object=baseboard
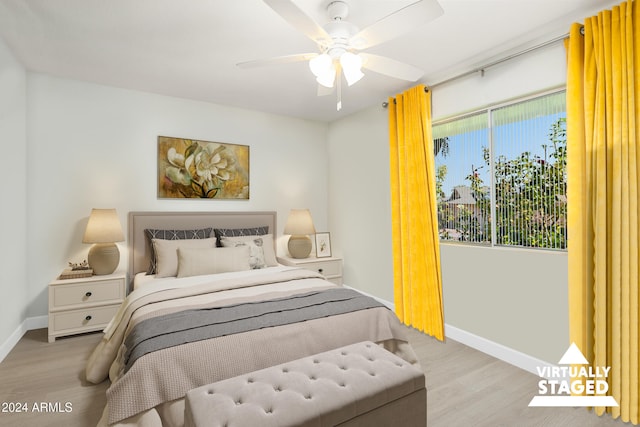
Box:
[444,324,555,376]
[345,284,553,377]
[25,315,48,330]
[0,315,48,363]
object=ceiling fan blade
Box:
[263,0,331,47]
[360,53,424,81]
[237,53,317,68]
[350,0,444,50]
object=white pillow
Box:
[153,237,217,277]
[176,246,251,278]
[218,234,277,269]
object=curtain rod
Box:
[381,86,428,108]
[382,31,571,108]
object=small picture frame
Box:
[315,232,332,258]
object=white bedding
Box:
[133,271,156,289]
[113,266,311,338]
[133,264,295,290]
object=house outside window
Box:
[433,90,567,250]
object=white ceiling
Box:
[0,0,619,122]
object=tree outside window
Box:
[433,91,567,250]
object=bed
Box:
[85,211,420,427]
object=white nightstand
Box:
[277,256,343,285]
[48,271,126,343]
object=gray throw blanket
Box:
[123,288,385,372]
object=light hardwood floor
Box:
[0,329,107,427]
[403,327,631,427]
[0,327,632,427]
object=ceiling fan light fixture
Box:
[309,53,332,77]
[254,0,436,112]
[316,66,336,88]
[340,52,364,86]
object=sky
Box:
[435,112,566,200]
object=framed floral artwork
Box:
[315,232,332,258]
[158,136,249,199]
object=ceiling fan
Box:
[238,0,444,110]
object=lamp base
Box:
[88,243,120,275]
[288,235,312,259]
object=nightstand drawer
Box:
[50,279,124,310]
[300,260,341,277]
[50,304,119,333]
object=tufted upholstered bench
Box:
[184,341,426,427]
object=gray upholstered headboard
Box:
[128,211,277,279]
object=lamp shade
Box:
[316,67,337,88]
[309,54,336,88]
[283,209,316,236]
[82,209,124,243]
[340,52,364,86]
[309,54,332,78]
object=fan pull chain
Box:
[337,64,342,111]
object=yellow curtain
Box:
[566,0,639,422]
[388,84,444,340]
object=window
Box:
[433,90,567,250]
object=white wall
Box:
[0,37,28,351]
[24,73,329,318]
[431,42,567,118]
[328,105,394,301]
[440,245,568,364]
[328,41,569,364]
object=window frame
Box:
[432,87,567,251]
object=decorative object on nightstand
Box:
[48,271,126,343]
[58,260,93,280]
[283,209,316,259]
[315,232,332,258]
[277,255,343,285]
[83,208,125,275]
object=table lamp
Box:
[283,209,316,258]
[82,208,125,275]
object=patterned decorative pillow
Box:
[214,226,269,247]
[144,227,213,274]
[219,234,277,269]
